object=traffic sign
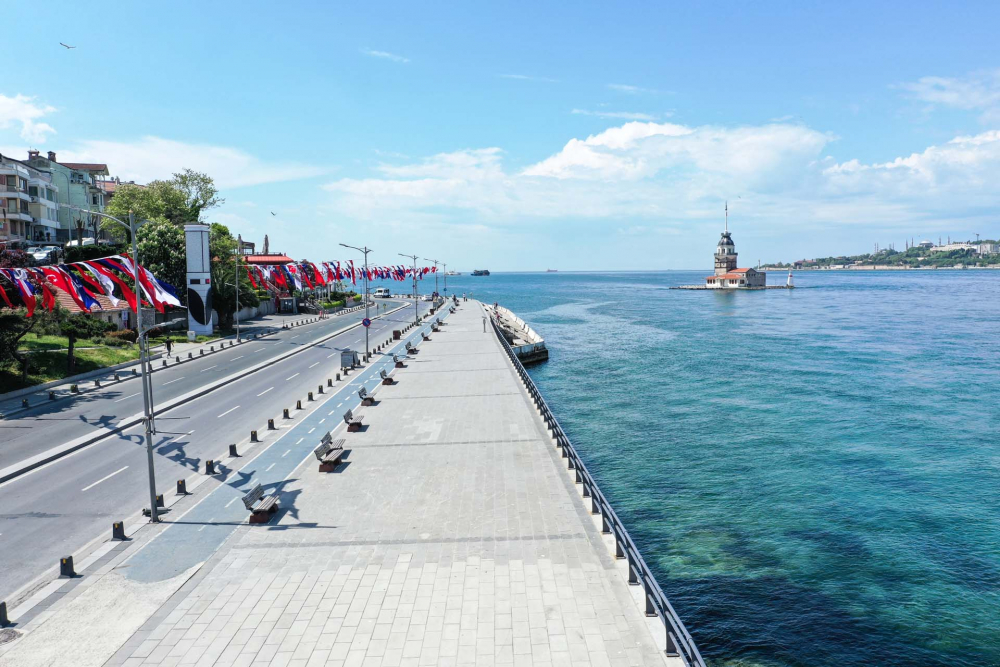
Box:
[362,318,371,328]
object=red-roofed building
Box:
[706,224,766,288]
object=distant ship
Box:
[445,271,461,276]
[546,269,558,272]
[472,269,491,276]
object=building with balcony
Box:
[25,150,110,243]
[0,154,61,246]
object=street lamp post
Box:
[399,253,419,324]
[442,262,447,296]
[423,258,440,296]
[232,252,242,342]
[341,243,372,360]
[60,204,160,522]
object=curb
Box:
[0,302,406,485]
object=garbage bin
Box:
[341,349,360,369]
[393,330,401,340]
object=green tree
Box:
[102,170,221,240]
[50,307,114,375]
[136,219,187,304]
[0,309,36,373]
[173,169,224,221]
[209,223,258,329]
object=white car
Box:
[421,294,433,301]
[26,247,54,265]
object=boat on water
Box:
[546,269,558,273]
[445,271,461,276]
[472,269,491,276]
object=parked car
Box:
[26,246,55,265]
[373,287,392,298]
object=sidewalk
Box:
[0,302,670,667]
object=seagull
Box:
[270,211,276,216]
[60,42,76,49]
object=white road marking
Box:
[282,449,291,457]
[257,387,274,397]
[308,428,315,434]
[162,377,185,386]
[266,463,275,472]
[329,410,336,415]
[232,355,244,360]
[290,335,299,339]
[217,405,240,418]
[254,348,266,353]
[286,373,299,381]
[295,438,304,444]
[225,497,238,508]
[327,353,336,358]
[114,392,139,403]
[319,418,325,424]
[81,466,129,492]
[198,517,215,532]
[309,362,319,368]
[199,365,218,373]
[337,402,343,408]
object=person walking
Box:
[164,338,173,356]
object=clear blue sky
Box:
[4,1,999,269]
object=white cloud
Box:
[607,83,660,95]
[361,48,410,63]
[499,74,558,83]
[899,69,1000,122]
[55,136,325,189]
[0,94,57,143]
[322,119,1000,238]
[571,109,658,121]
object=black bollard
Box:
[156,493,164,507]
[268,418,276,430]
[114,372,121,381]
[0,601,9,627]
[318,385,324,394]
[229,444,239,457]
[251,430,259,442]
[49,390,56,401]
[112,521,126,540]
[283,408,290,419]
[177,479,188,495]
[22,398,29,408]
[206,459,216,475]
[296,400,302,410]
[95,379,102,388]
[59,555,75,578]
[327,378,333,387]
[308,392,314,401]
[336,373,341,381]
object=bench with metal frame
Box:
[406,341,419,354]
[393,353,406,368]
[313,432,346,472]
[343,408,365,432]
[379,369,395,385]
[358,386,378,406]
[242,483,279,524]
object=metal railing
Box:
[491,316,707,667]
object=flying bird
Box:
[270,211,276,216]
[60,42,76,49]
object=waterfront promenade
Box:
[0,300,672,667]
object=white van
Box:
[373,287,392,298]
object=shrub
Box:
[98,335,133,348]
[106,329,139,343]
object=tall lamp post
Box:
[399,253,419,324]
[231,251,242,342]
[423,258,440,297]
[442,262,447,297]
[60,204,160,522]
[341,243,372,359]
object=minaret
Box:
[714,202,738,276]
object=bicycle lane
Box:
[121,309,448,584]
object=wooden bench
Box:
[313,432,346,472]
[242,483,279,524]
[393,353,405,368]
[343,408,365,432]
[358,386,378,406]
[406,341,419,354]
[379,369,394,385]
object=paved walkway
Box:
[0,301,669,667]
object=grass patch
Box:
[148,331,217,346]
[0,346,142,393]
[18,333,78,351]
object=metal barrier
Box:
[490,317,707,667]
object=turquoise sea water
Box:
[437,271,1000,667]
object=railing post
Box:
[665,631,680,658]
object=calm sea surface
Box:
[436,270,1000,667]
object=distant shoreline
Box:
[762,265,1000,271]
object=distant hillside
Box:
[764,241,1000,269]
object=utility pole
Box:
[423,258,440,296]
[399,253,419,324]
[234,253,241,342]
[342,243,372,359]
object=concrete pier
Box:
[0,301,691,666]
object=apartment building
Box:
[25,150,109,243]
[0,154,61,245]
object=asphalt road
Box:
[0,298,437,600]
[0,299,422,469]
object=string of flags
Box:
[0,254,438,318]
[0,254,181,318]
[245,261,436,293]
